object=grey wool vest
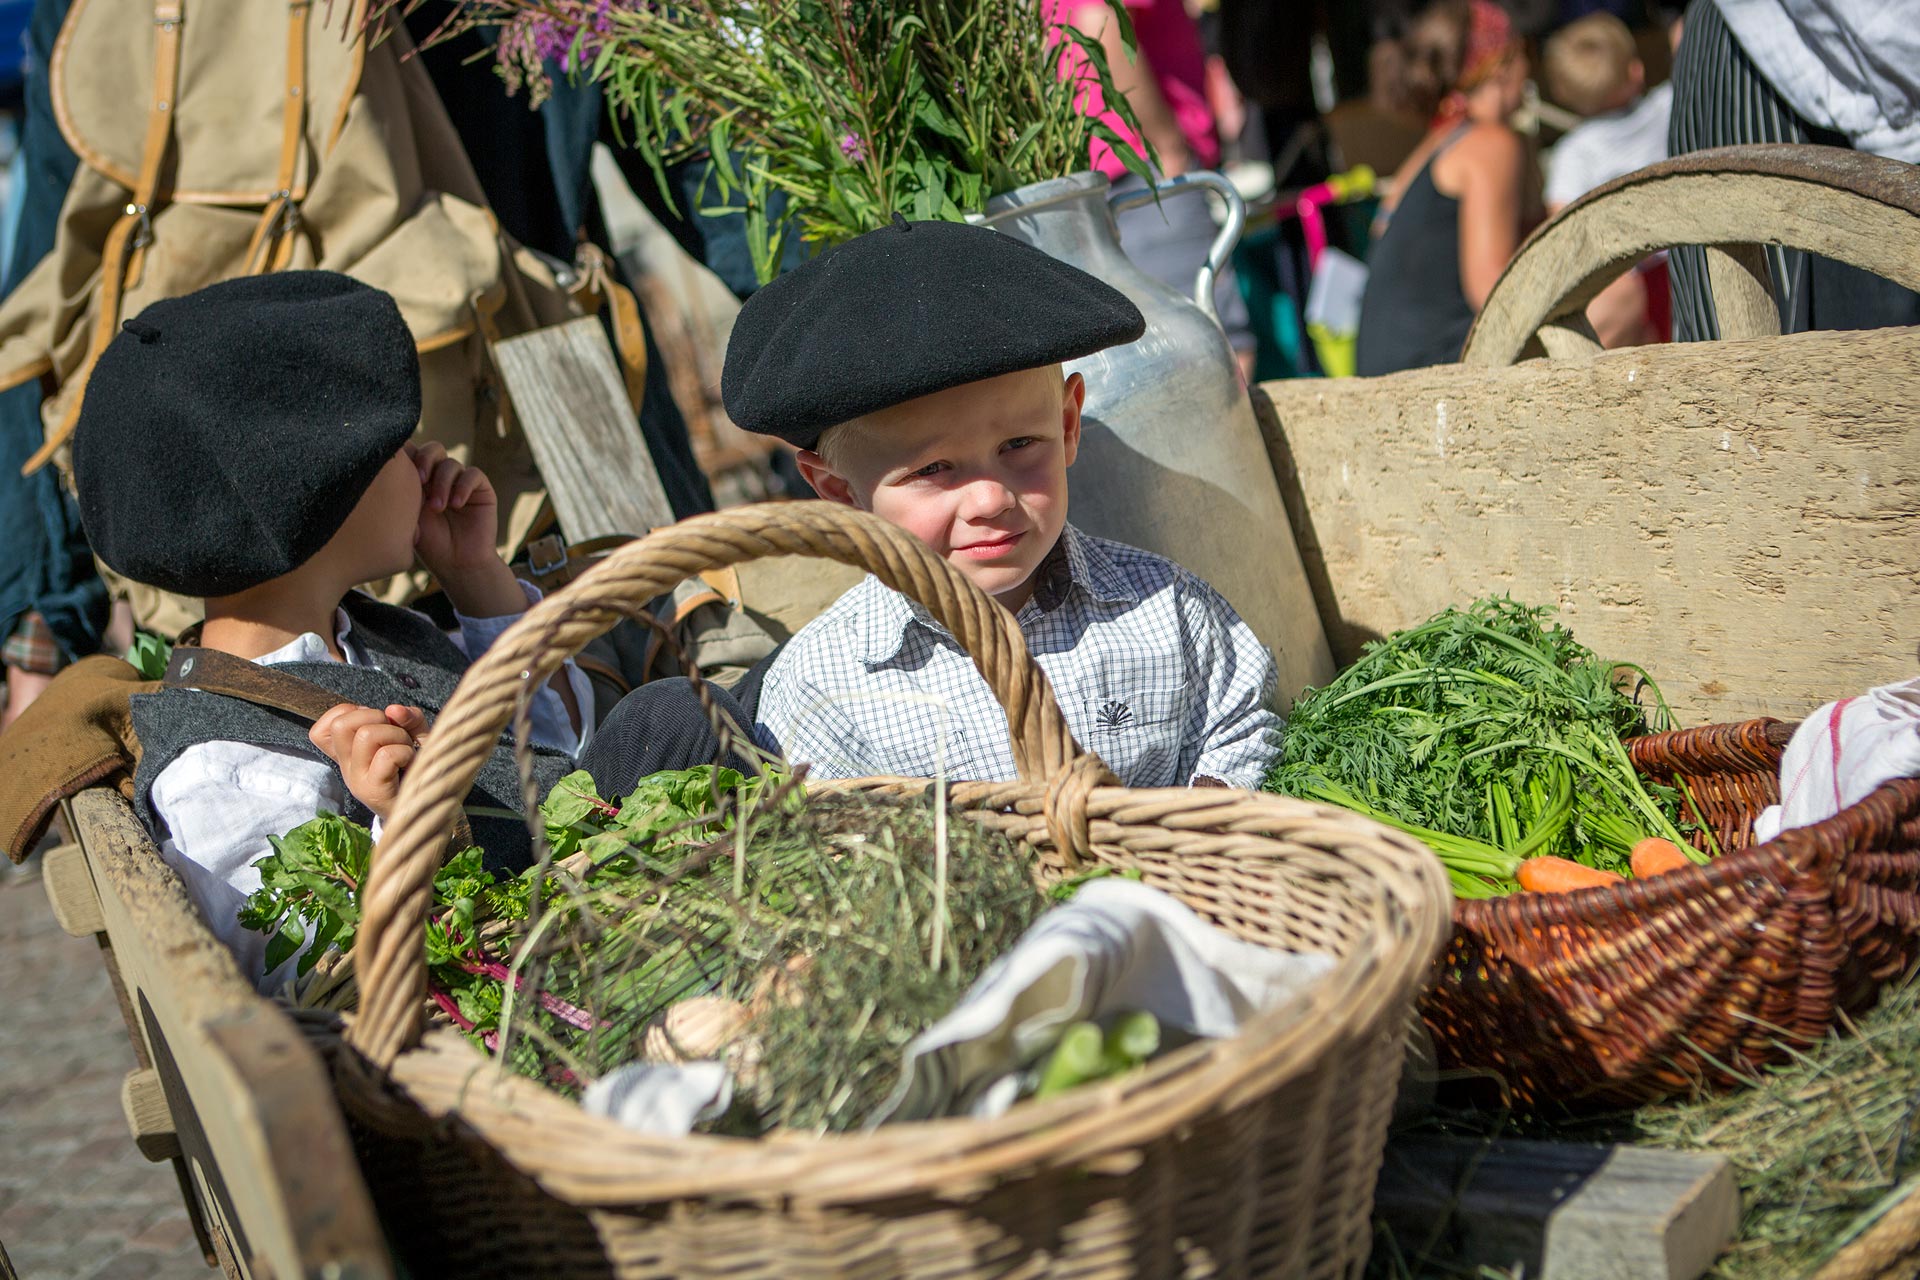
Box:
[131,592,574,875]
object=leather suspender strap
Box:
[163,646,347,722]
[20,0,184,477]
[244,0,311,274]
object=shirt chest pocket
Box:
[1076,686,1186,786]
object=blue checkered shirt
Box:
[754,525,1282,788]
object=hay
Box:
[1383,975,1920,1279]
[498,782,1046,1134]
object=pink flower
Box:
[839,132,868,163]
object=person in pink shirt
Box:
[1047,0,1255,371]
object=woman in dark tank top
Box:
[1355,0,1533,377]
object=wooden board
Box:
[492,316,677,542]
[66,788,390,1280]
[1257,325,1920,725]
[1376,1135,1739,1279]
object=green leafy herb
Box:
[125,632,171,680]
[386,0,1156,280]
[1264,598,1695,894]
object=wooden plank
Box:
[41,842,105,936]
[493,316,676,542]
[1257,326,1920,725]
[120,1068,181,1162]
[69,787,391,1280]
[1705,243,1782,341]
[1375,1135,1739,1280]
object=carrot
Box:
[1516,856,1625,894]
[1630,837,1693,880]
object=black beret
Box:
[722,217,1145,448]
[74,271,422,598]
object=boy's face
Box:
[797,367,1084,609]
[327,449,425,584]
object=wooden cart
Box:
[26,143,1920,1278]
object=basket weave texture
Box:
[330,502,1452,1280]
[1422,717,1920,1107]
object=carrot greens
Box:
[1264,598,1697,894]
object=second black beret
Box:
[721,217,1145,449]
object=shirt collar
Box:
[252,606,364,667]
[856,525,1140,667]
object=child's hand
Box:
[309,703,429,821]
[405,440,523,617]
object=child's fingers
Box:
[425,457,464,512]
[447,465,488,511]
[348,721,414,780]
[311,705,387,760]
[365,742,416,796]
[409,439,447,481]
[309,702,359,751]
[384,705,429,741]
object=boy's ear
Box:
[1061,372,1086,467]
[794,449,862,508]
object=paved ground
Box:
[0,856,205,1280]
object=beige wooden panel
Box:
[493,316,676,542]
[1257,327,1920,724]
[69,788,390,1280]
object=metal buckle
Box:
[525,533,569,580]
[124,202,154,250]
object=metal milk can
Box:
[976,171,1334,704]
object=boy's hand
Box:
[309,703,429,821]
[405,441,523,617]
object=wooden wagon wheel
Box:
[1461,144,1920,366]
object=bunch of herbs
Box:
[378,0,1154,281]
[1264,598,1703,897]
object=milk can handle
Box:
[1107,170,1246,321]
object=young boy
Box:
[724,216,1281,788]
[1542,13,1675,347]
[73,271,725,981]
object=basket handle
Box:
[347,501,1108,1069]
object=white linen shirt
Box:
[149,586,592,988]
[1719,0,1920,164]
[754,525,1281,789]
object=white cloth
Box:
[1545,82,1673,207]
[1754,677,1920,842]
[754,525,1282,789]
[150,585,593,989]
[581,1061,734,1135]
[873,879,1334,1124]
[1717,0,1920,164]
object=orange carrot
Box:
[1516,856,1625,894]
[1630,837,1693,880]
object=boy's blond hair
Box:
[1544,14,1638,117]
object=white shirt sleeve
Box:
[149,739,353,992]
[1180,579,1283,790]
[451,580,595,754]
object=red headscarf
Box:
[1456,0,1519,93]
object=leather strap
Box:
[574,243,648,412]
[163,646,346,722]
[243,0,311,274]
[21,0,184,477]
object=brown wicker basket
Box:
[1422,717,1920,1107]
[330,502,1453,1280]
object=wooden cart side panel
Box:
[69,788,392,1280]
[1255,326,1920,726]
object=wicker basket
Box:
[1422,717,1920,1107]
[330,502,1452,1280]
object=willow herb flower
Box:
[379,0,1154,283]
